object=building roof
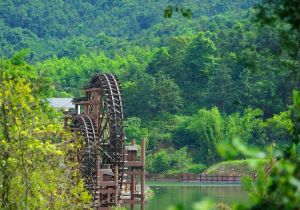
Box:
[125,145,138,151]
[47,98,74,109]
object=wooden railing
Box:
[146,173,255,183]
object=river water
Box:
[125,181,249,210]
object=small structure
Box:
[48,98,74,111]
[122,140,146,210]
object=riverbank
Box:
[145,159,266,185]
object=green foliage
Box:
[146,147,204,174]
[147,114,180,150]
[259,111,293,146]
[255,0,300,83]
[186,164,207,174]
[124,117,148,144]
[167,0,300,209]
[1,0,291,123]
[147,149,172,174]
[256,0,300,30]
[172,107,277,165]
[204,159,266,176]
[155,72,183,114]
[0,1,299,208]
[182,32,218,103]
[0,57,90,209]
[164,5,192,19]
[225,3,300,208]
[226,141,300,210]
[0,0,259,61]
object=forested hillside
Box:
[0,0,297,173]
[0,0,258,60]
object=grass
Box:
[204,159,267,176]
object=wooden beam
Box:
[96,189,117,193]
[73,101,89,105]
[98,181,116,187]
[84,88,100,92]
[124,161,143,167]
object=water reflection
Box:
[125,182,249,210]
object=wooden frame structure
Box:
[64,73,145,209]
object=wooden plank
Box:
[124,161,143,167]
[84,88,100,92]
[73,101,90,105]
[96,189,116,193]
[99,181,115,187]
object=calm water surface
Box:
[126,181,249,210]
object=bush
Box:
[187,164,207,174]
[146,147,206,174]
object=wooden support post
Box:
[130,168,135,210]
[130,140,136,210]
[141,139,145,210]
[96,155,101,209]
[114,166,119,205]
[84,104,88,115]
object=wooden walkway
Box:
[146,173,255,183]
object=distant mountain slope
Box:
[0,0,260,61]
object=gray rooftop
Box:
[125,145,138,151]
[47,98,74,109]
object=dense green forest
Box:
[0,0,258,60]
[0,0,297,173]
[1,0,300,209]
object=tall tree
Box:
[203,66,235,113]
[155,72,183,114]
[182,32,218,104]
